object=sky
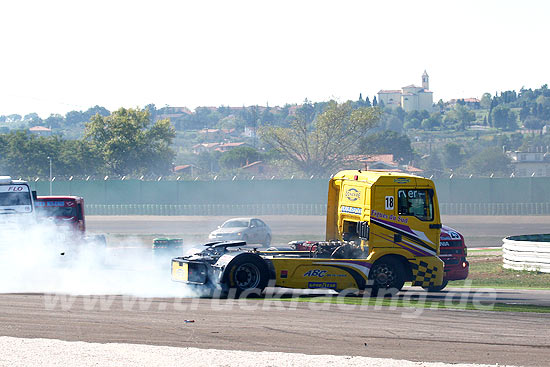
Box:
[0,0,548,118]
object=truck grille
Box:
[442,258,459,265]
[441,248,462,255]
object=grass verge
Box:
[450,249,550,289]
[272,295,550,313]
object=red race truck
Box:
[34,196,106,246]
[436,225,469,291]
[35,196,86,234]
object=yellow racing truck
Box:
[171,170,444,296]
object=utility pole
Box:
[48,156,52,195]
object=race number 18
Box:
[385,196,394,210]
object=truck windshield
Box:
[0,192,32,206]
[397,189,434,221]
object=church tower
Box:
[422,70,429,90]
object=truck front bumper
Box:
[444,260,469,281]
[171,258,209,284]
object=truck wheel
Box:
[263,234,271,247]
[226,256,269,298]
[423,280,448,292]
[369,257,405,296]
[94,234,107,246]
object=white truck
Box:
[0,176,35,216]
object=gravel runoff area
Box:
[0,336,515,367]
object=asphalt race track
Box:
[2,215,549,366]
[87,214,550,248]
[0,293,549,366]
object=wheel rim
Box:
[372,263,396,288]
[234,263,261,289]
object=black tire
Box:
[423,279,448,292]
[369,257,405,296]
[263,234,271,247]
[226,255,269,298]
[94,234,107,246]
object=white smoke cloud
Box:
[0,215,201,297]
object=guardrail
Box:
[439,202,550,215]
[502,234,550,273]
[85,203,550,216]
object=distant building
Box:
[240,161,279,178]
[173,164,202,176]
[448,98,481,109]
[192,142,249,154]
[508,149,550,177]
[215,142,247,153]
[29,126,52,136]
[378,71,433,112]
[192,142,221,154]
[155,107,192,121]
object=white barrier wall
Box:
[502,234,550,273]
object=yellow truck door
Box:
[370,184,440,257]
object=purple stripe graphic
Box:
[375,232,430,257]
[371,217,415,235]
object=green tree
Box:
[358,130,415,163]
[420,112,442,130]
[84,108,175,176]
[219,146,261,169]
[394,107,406,122]
[480,93,492,109]
[454,104,476,128]
[465,147,511,176]
[65,110,86,125]
[422,152,444,178]
[0,131,54,177]
[7,114,21,122]
[491,106,518,131]
[523,116,544,130]
[404,118,421,130]
[195,151,221,173]
[519,103,530,122]
[23,113,42,124]
[443,142,464,171]
[259,101,381,176]
[45,114,65,128]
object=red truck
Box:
[435,225,469,291]
[35,196,86,234]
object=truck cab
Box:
[325,170,469,291]
[0,176,34,216]
[328,171,441,252]
[34,196,86,234]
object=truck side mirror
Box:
[357,221,370,240]
[32,190,37,201]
